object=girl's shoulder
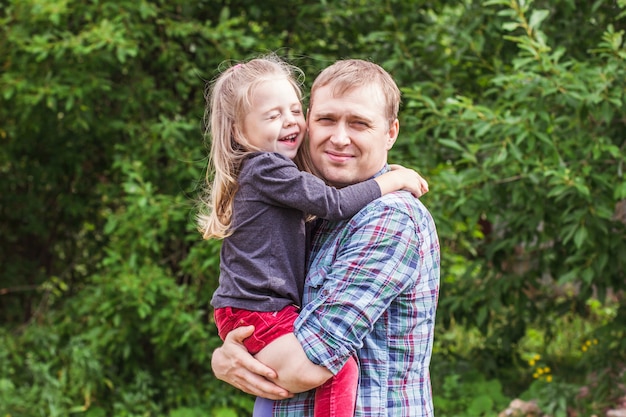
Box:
[243,152,296,170]
[240,152,299,180]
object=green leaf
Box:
[476,305,488,327]
[582,267,594,284]
[502,22,520,32]
[439,138,466,153]
[85,406,107,417]
[557,268,579,284]
[529,10,550,30]
[573,226,588,249]
[468,394,494,415]
[615,181,626,199]
[483,0,510,5]
[546,185,570,199]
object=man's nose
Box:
[330,123,350,146]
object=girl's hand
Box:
[388,164,429,197]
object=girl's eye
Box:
[269,113,280,120]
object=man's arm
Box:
[211,326,294,400]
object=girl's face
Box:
[241,78,306,160]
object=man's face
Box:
[307,84,399,188]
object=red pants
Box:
[214,306,358,417]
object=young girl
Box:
[198,55,428,417]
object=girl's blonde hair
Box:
[197,54,305,239]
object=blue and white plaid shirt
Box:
[272,167,440,416]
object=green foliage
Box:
[1,0,625,415]
[404,0,626,375]
[0,0,266,414]
[434,370,509,417]
[522,379,580,417]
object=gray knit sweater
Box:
[210,152,381,311]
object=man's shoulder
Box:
[350,191,437,234]
[370,190,430,214]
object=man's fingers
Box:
[211,324,292,399]
[225,324,255,343]
[220,326,278,379]
[233,371,294,400]
[211,342,292,399]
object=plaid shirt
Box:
[272,172,440,416]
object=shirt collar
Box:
[372,164,390,179]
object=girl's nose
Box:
[284,113,296,127]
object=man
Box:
[211,59,440,416]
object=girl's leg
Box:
[313,355,358,417]
[253,397,274,417]
[254,333,333,393]
[217,306,334,394]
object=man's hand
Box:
[211,325,294,400]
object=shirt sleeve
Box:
[293,198,424,374]
[245,153,381,220]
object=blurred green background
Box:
[1,0,625,416]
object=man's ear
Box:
[385,118,399,150]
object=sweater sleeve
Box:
[243,153,382,220]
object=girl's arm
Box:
[375,164,429,197]
[248,153,428,221]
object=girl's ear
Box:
[231,124,244,147]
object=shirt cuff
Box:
[294,315,354,375]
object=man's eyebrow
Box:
[311,111,335,118]
[347,113,374,124]
[311,110,374,124]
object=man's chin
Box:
[322,172,358,188]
